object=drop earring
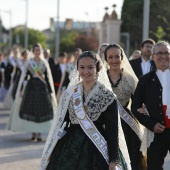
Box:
[96,72,99,80]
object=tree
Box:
[48,30,99,56]
[12,27,47,49]
[75,33,98,52]
[60,30,78,52]
[121,0,170,50]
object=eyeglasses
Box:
[154,51,170,57]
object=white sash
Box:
[30,60,46,84]
[73,85,122,170]
[117,101,144,141]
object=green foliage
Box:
[48,30,98,56]
[60,31,78,52]
[121,0,170,50]
[150,26,166,41]
[0,42,7,52]
[28,28,47,48]
[12,28,47,49]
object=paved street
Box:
[0,108,47,170]
[0,107,170,170]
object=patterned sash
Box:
[30,59,46,84]
[117,101,144,141]
[73,84,122,170]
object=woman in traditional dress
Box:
[3,47,21,108]
[7,43,57,142]
[11,49,29,100]
[104,44,147,170]
[40,51,131,170]
[0,53,7,101]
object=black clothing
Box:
[132,70,165,131]
[130,57,156,79]
[19,69,53,123]
[147,129,170,170]
[48,58,55,70]
[131,70,170,170]
[51,64,70,94]
[11,67,22,99]
[47,99,126,170]
[108,71,147,170]
[4,62,14,89]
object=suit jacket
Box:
[51,64,70,94]
[131,70,166,131]
[130,57,156,79]
[48,58,55,70]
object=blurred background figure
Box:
[7,43,57,142]
[0,53,5,87]
[51,52,70,103]
[129,50,141,60]
[11,49,29,100]
[3,46,21,109]
[43,48,54,70]
[0,53,7,102]
[98,43,109,62]
[67,48,82,74]
[130,38,156,79]
[4,46,21,90]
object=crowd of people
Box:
[0,38,170,170]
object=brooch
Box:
[74,98,80,106]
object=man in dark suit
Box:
[44,49,55,70]
[130,38,156,79]
[131,41,170,170]
[51,52,70,97]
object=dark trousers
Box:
[147,129,170,170]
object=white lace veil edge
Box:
[121,49,138,94]
[40,53,131,170]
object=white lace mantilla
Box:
[27,59,47,75]
[68,82,115,124]
[112,71,136,107]
[40,87,72,170]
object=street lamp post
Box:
[55,0,60,58]
[143,0,150,40]
[24,0,28,49]
[9,11,12,49]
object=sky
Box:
[0,0,124,31]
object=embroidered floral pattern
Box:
[68,82,115,124]
[111,71,133,107]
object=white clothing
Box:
[141,57,151,75]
